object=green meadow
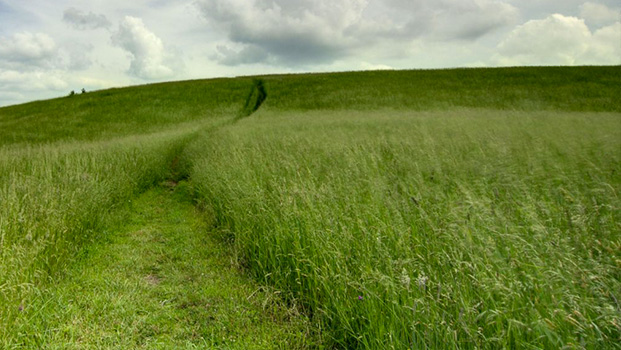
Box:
[0,67,619,349]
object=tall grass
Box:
[1,66,619,348]
[0,76,255,345]
[0,129,203,341]
[186,110,620,348]
[0,74,256,342]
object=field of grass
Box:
[186,110,620,348]
[0,78,252,346]
[0,78,252,146]
[0,130,192,342]
[0,66,619,348]
[9,183,311,349]
[260,66,621,112]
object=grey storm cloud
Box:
[63,8,111,30]
[196,0,518,66]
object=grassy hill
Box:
[261,66,621,112]
[1,66,620,145]
[0,78,252,146]
[1,66,620,349]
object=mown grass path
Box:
[18,182,310,349]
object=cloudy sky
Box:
[0,0,619,107]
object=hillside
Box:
[1,66,620,145]
[1,66,620,349]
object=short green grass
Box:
[260,66,621,112]
[1,66,620,349]
[0,130,192,343]
[0,76,250,344]
[9,183,311,349]
[0,77,252,146]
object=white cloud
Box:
[0,90,27,106]
[0,69,67,91]
[359,61,393,70]
[0,68,68,106]
[1,0,620,107]
[377,0,519,41]
[0,32,57,67]
[111,16,178,80]
[0,31,99,73]
[63,8,111,30]
[62,42,94,70]
[196,0,368,66]
[580,2,620,27]
[496,14,620,66]
[437,1,518,40]
[196,0,518,66]
[581,22,621,64]
[213,44,270,66]
[0,65,130,107]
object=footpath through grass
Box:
[9,182,311,349]
[2,66,620,349]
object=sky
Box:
[0,0,619,107]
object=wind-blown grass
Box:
[0,130,198,341]
[1,66,620,348]
[186,109,620,348]
[0,76,254,343]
